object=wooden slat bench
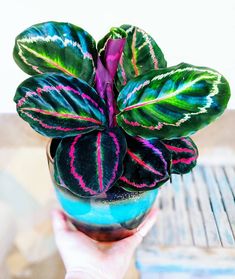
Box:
[136,165,235,279]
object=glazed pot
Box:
[47,139,158,242]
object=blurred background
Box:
[0,0,234,278]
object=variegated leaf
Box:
[162,137,198,174]
[117,63,230,139]
[13,21,97,85]
[14,73,107,138]
[115,24,167,92]
[54,128,127,197]
[116,135,170,191]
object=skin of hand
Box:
[52,207,157,279]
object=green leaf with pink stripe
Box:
[117,63,230,139]
[116,135,171,191]
[13,21,97,85]
[162,137,198,174]
[115,24,167,92]
[54,128,127,197]
[14,73,107,138]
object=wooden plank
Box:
[155,189,162,209]
[160,180,173,209]
[213,166,235,238]
[137,246,235,278]
[139,273,234,279]
[171,174,193,245]
[137,246,235,267]
[201,166,235,247]
[192,167,221,247]
[182,172,207,247]
[224,166,235,197]
[153,190,164,246]
[137,164,235,278]
[160,181,178,245]
[152,209,164,246]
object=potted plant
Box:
[13,22,230,242]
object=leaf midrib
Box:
[121,76,207,112]
[20,107,102,125]
[20,43,77,77]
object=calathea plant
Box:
[13,22,230,197]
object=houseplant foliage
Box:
[14,21,230,198]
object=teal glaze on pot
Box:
[55,186,158,226]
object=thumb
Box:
[52,208,71,233]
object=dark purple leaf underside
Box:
[95,36,126,126]
[103,38,126,80]
[97,27,126,80]
[95,57,116,127]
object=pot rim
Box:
[46,139,54,164]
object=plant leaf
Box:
[117,63,230,139]
[162,137,198,174]
[13,21,97,85]
[54,127,127,197]
[115,24,167,92]
[14,73,107,138]
[116,135,170,191]
[97,27,126,79]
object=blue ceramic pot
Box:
[47,139,158,242]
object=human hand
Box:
[52,207,157,279]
